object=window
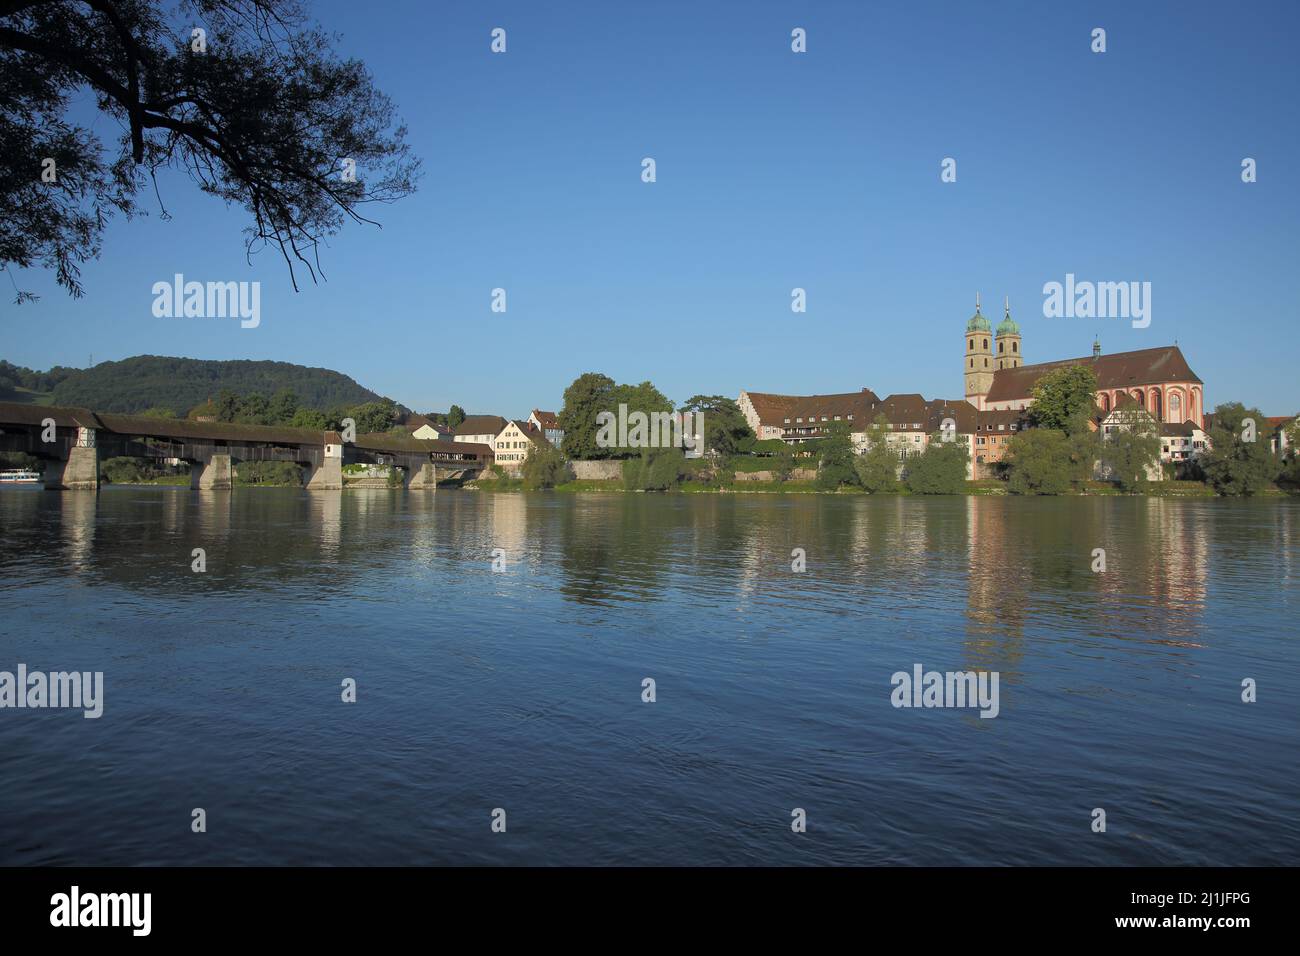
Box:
[796,417,802,423]
[1012,341,1018,353]
[983,338,989,349]
[784,418,790,424]
[983,358,988,367]
[969,339,974,350]
[999,341,1004,353]
[969,359,974,368]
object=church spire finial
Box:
[1004,295,1010,316]
[975,292,981,313]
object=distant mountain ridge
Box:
[34,356,386,415]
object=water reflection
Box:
[0,488,1276,650]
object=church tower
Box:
[995,296,1022,370]
[964,294,994,408]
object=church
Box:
[963,296,1205,429]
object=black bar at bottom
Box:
[0,866,1279,941]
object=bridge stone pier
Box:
[48,444,100,491]
[191,454,233,490]
[303,442,344,491]
[406,462,438,490]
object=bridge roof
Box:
[0,402,346,444]
[0,401,103,429]
[96,413,342,446]
[352,432,492,456]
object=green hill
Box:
[35,356,386,415]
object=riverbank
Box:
[466,477,1269,497]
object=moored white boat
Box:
[0,469,41,484]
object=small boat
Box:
[0,469,41,484]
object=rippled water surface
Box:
[0,487,1296,865]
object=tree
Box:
[447,405,466,430]
[558,373,674,460]
[1005,428,1074,495]
[268,389,298,425]
[610,380,673,451]
[815,420,858,490]
[1029,366,1099,432]
[622,448,685,491]
[214,389,241,422]
[1202,402,1279,496]
[1,0,420,301]
[904,434,970,494]
[772,445,796,483]
[678,394,755,459]
[853,414,899,492]
[559,372,616,459]
[1099,404,1161,492]
[521,444,570,490]
[347,398,397,435]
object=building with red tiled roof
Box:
[527,409,564,447]
[964,298,1205,427]
[453,415,509,446]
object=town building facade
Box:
[453,415,509,447]
[965,297,1205,428]
[528,410,564,448]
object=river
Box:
[0,487,1296,865]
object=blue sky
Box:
[3,0,1298,416]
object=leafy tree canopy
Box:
[1,0,420,300]
[678,394,755,459]
[904,434,970,494]
[1005,428,1074,495]
[1098,404,1160,492]
[853,414,899,493]
[1028,365,1099,433]
[521,443,569,490]
[815,419,858,491]
[1202,401,1279,496]
[558,373,673,460]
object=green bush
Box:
[101,456,146,483]
[1201,402,1281,496]
[853,440,899,493]
[903,437,970,494]
[234,461,303,486]
[622,448,686,491]
[521,444,571,490]
[1005,429,1074,495]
